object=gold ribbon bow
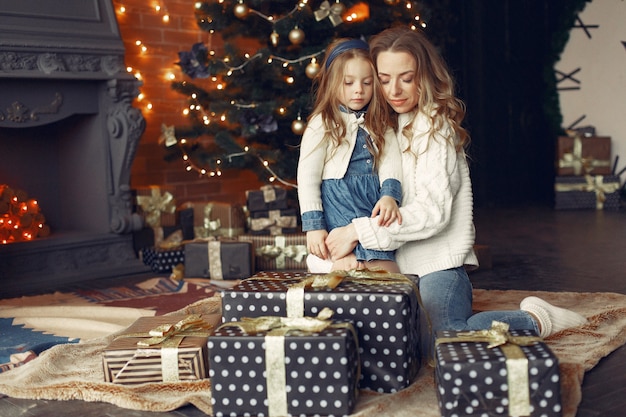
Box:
[249,210,297,232]
[136,188,176,228]
[255,236,307,269]
[555,175,620,209]
[219,308,359,417]
[559,135,611,175]
[436,321,542,417]
[314,0,344,26]
[116,315,213,382]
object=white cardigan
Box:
[297,112,402,216]
[353,111,478,276]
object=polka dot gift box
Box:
[209,311,360,417]
[220,271,421,393]
[435,322,562,417]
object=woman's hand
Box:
[326,223,359,259]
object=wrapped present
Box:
[435,321,561,417]
[556,135,611,176]
[220,270,421,393]
[210,308,360,417]
[246,185,289,211]
[135,186,177,228]
[184,239,254,279]
[554,175,620,210]
[179,201,245,238]
[140,245,185,273]
[102,314,218,385]
[247,208,299,235]
[237,233,307,271]
[132,225,182,255]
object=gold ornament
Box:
[233,2,249,19]
[305,61,320,79]
[288,27,305,45]
[291,117,306,135]
[270,30,280,47]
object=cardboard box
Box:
[103,314,218,384]
[556,135,611,176]
[220,271,421,393]
[435,323,561,417]
[210,315,360,417]
[554,175,620,210]
[184,239,254,279]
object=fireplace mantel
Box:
[0,0,149,295]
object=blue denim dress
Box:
[320,119,396,262]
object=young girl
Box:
[297,38,403,273]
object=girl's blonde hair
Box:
[369,27,470,152]
[308,38,390,166]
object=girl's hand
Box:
[326,224,359,259]
[371,195,402,226]
[306,229,329,260]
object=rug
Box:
[0,277,220,373]
[0,289,624,416]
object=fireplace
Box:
[0,0,149,296]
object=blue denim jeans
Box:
[412,267,539,361]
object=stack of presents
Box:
[99,184,564,416]
[555,129,622,210]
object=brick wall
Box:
[113,0,265,205]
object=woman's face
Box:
[376,51,418,114]
[338,56,374,112]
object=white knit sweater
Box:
[353,111,478,276]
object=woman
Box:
[325,27,587,354]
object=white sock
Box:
[306,254,332,274]
[520,296,587,338]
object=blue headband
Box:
[324,39,369,69]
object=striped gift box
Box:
[102,315,217,384]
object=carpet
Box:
[0,277,219,373]
[0,289,624,417]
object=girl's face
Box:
[376,51,418,114]
[338,56,374,111]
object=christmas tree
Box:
[165,0,444,188]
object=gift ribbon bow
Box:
[249,209,297,231]
[436,321,543,417]
[314,0,344,26]
[219,308,359,417]
[559,135,610,175]
[554,174,620,209]
[116,314,213,382]
[136,188,176,228]
[255,236,307,269]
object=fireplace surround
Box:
[0,0,149,296]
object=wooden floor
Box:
[1,205,625,417]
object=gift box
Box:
[135,186,177,228]
[102,314,217,385]
[210,310,360,417]
[132,225,183,255]
[435,322,561,417]
[220,270,421,393]
[556,135,612,176]
[246,185,289,211]
[179,201,245,238]
[554,175,620,210]
[247,208,299,235]
[183,239,254,279]
[237,233,307,271]
[140,246,185,273]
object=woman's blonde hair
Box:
[369,27,469,152]
[308,38,390,166]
